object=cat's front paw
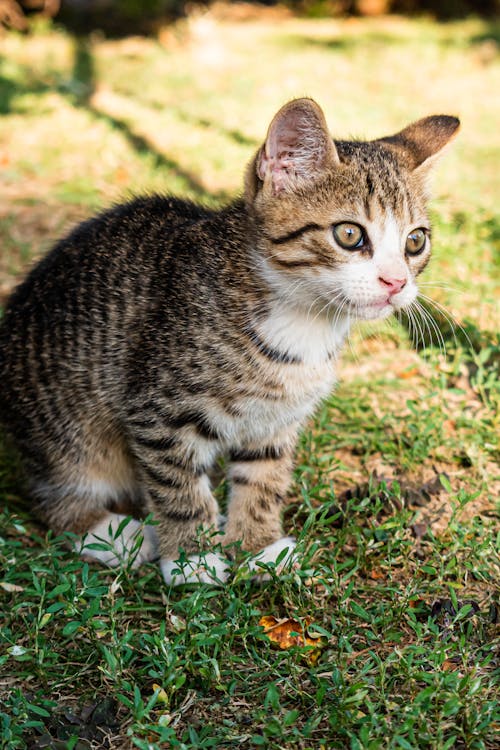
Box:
[239,537,298,581]
[160,552,231,587]
[77,514,159,569]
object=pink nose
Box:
[378,276,407,295]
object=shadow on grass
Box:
[172,107,259,148]
[469,17,500,45]
[286,17,500,55]
[0,66,54,115]
[70,36,227,202]
[279,30,402,53]
[0,72,21,114]
[399,303,497,353]
[0,36,229,203]
[0,430,28,511]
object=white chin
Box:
[355,304,394,321]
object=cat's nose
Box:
[378,276,407,295]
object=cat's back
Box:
[0,195,215,416]
[2,195,212,318]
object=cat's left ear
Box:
[377,115,460,174]
[256,98,339,195]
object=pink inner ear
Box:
[258,124,301,190]
[257,151,292,194]
[267,116,308,165]
[259,122,311,194]
[271,125,302,156]
[257,99,338,194]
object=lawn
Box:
[0,8,499,749]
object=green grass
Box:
[0,10,499,750]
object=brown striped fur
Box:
[0,99,459,575]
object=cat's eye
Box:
[405,228,427,255]
[332,223,365,250]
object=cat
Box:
[0,98,459,584]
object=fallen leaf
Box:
[368,568,385,580]
[259,615,325,664]
[396,367,420,379]
[0,581,24,593]
[166,612,186,632]
[89,697,119,728]
[152,683,169,705]
[411,522,428,539]
[114,166,129,184]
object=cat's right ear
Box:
[378,115,460,173]
[254,98,339,196]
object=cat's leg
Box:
[128,429,230,586]
[19,416,158,568]
[223,427,298,574]
[30,472,157,569]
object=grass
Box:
[0,8,499,749]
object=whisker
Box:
[418,281,466,294]
[414,300,447,356]
[308,290,346,326]
[407,303,428,352]
[418,293,475,353]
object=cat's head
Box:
[246,98,459,322]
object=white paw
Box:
[242,537,298,580]
[161,552,231,587]
[77,514,159,568]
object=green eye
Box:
[333,223,365,250]
[406,228,427,255]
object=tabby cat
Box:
[0,99,459,584]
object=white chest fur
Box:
[204,308,348,448]
[246,308,345,432]
[257,306,349,366]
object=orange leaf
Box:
[368,568,385,580]
[397,367,420,379]
[259,615,325,664]
[114,166,130,184]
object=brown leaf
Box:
[368,568,385,580]
[259,615,325,664]
[0,581,24,593]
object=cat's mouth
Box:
[346,298,393,320]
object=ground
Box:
[0,8,498,749]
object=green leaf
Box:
[46,582,70,599]
[62,621,81,637]
[283,709,300,726]
[439,474,452,492]
[350,602,372,622]
[26,703,50,718]
[395,737,414,749]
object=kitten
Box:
[0,98,459,584]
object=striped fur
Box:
[0,99,459,575]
